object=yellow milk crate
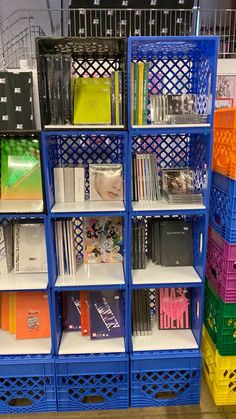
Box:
[202,325,236,405]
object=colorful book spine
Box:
[138,62,144,125]
[9,292,16,333]
[110,72,116,125]
[142,62,149,124]
[1,292,9,330]
[133,63,138,125]
[130,63,134,126]
[80,291,90,336]
[115,71,119,125]
[118,71,123,125]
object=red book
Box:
[16,292,51,339]
[80,291,90,336]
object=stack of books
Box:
[150,93,208,125]
[63,290,124,340]
[55,219,77,276]
[131,62,150,125]
[132,287,191,336]
[132,218,193,270]
[161,168,203,205]
[132,153,160,201]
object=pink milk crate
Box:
[206,226,236,302]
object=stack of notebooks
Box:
[63,290,124,340]
[132,153,160,201]
[0,291,50,339]
[0,71,35,130]
[150,93,208,125]
[131,62,150,125]
[42,54,123,125]
[132,287,191,335]
[0,221,47,275]
[55,220,77,276]
[132,218,193,270]
[132,161,203,205]
[1,137,43,201]
[161,168,203,205]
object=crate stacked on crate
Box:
[36,37,129,412]
[0,127,56,414]
[127,36,218,408]
[203,108,236,405]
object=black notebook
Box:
[160,220,193,266]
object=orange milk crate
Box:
[213,108,236,180]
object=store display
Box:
[89,164,123,201]
[14,223,47,273]
[131,62,150,125]
[1,138,43,201]
[0,71,35,130]
[83,216,123,264]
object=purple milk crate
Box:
[206,226,236,302]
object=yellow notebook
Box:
[138,62,144,125]
[73,77,111,124]
[9,292,16,334]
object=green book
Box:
[142,62,150,125]
[73,77,111,124]
[133,63,139,126]
[1,138,43,200]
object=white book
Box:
[57,221,64,276]
[66,220,72,275]
[147,154,153,201]
[64,166,75,202]
[14,223,47,273]
[54,167,65,203]
[74,166,85,202]
[0,222,13,274]
[70,220,77,275]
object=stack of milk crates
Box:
[203,108,236,405]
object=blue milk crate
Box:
[0,355,56,414]
[55,353,129,411]
[129,129,212,211]
[130,350,202,407]
[41,131,128,213]
[209,172,236,244]
[127,36,218,129]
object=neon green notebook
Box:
[73,77,111,124]
[1,138,43,200]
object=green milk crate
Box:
[204,279,236,356]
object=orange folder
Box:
[16,292,51,339]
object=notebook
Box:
[16,292,50,339]
[73,77,111,124]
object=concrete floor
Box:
[2,378,236,419]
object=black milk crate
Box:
[36,37,127,128]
